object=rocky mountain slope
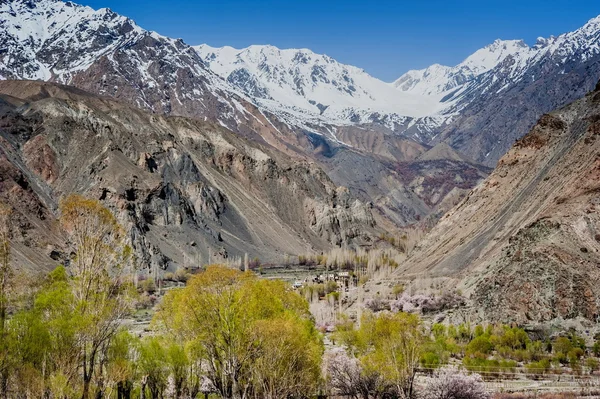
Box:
[5,0,597,230]
[0,80,376,272]
[397,82,600,324]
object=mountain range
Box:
[3,0,600,164]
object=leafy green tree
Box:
[466,336,493,356]
[105,331,139,399]
[165,342,188,399]
[138,338,168,399]
[431,323,446,340]
[339,312,425,399]
[158,265,323,399]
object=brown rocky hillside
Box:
[396,81,600,324]
[0,80,377,272]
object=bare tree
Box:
[325,349,389,399]
[60,195,133,399]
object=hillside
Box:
[396,81,600,324]
[0,80,377,272]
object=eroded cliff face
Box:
[0,81,376,272]
[396,83,600,324]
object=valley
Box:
[2,0,600,398]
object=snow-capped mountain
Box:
[0,0,454,142]
[392,39,531,96]
[195,13,600,148]
[195,44,448,128]
[392,14,600,165]
[0,0,258,129]
[2,0,600,165]
[393,15,600,103]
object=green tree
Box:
[105,331,139,399]
[158,265,323,399]
[138,338,167,399]
[466,336,493,356]
[339,312,425,399]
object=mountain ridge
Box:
[3,0,599,229]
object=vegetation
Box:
[422,366,489,399]
[335,312,425,398]
[298,247,404,278]
[0,195,135,398]
[0,197,325,398]
[157,266,323,399]
[1,195,599,398]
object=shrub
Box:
[248,257,261,269]
[420,351,442,370]
[174,268,189,283]
[525,358,551,378]
[586,357,599,373]
[553,337,573,356]
[392,284,405,298]
[390,292,466,314]
[139,278,157,294]
[431,323,446,339]
[593,340,600,357]
[466,336,493,356]
[422,367,489,399]
[163,272,175,281]
[474,325,485,338]
[325,281,338,294]
[463,357,516,379]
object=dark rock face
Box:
[0,81,376,272]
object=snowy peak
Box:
[461,39,529,75]
[392,39,532,96]
[0,0,143,80]
[393,14,600,98]
[0,0,251,125]
[195,43,447,126]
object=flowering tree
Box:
[422,367,489,399]
[324,348,389,399]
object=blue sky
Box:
[78,0,600,82]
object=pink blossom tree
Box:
[422,367,489,399]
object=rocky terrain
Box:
[395,81,600,324]
[0,80,377,272]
